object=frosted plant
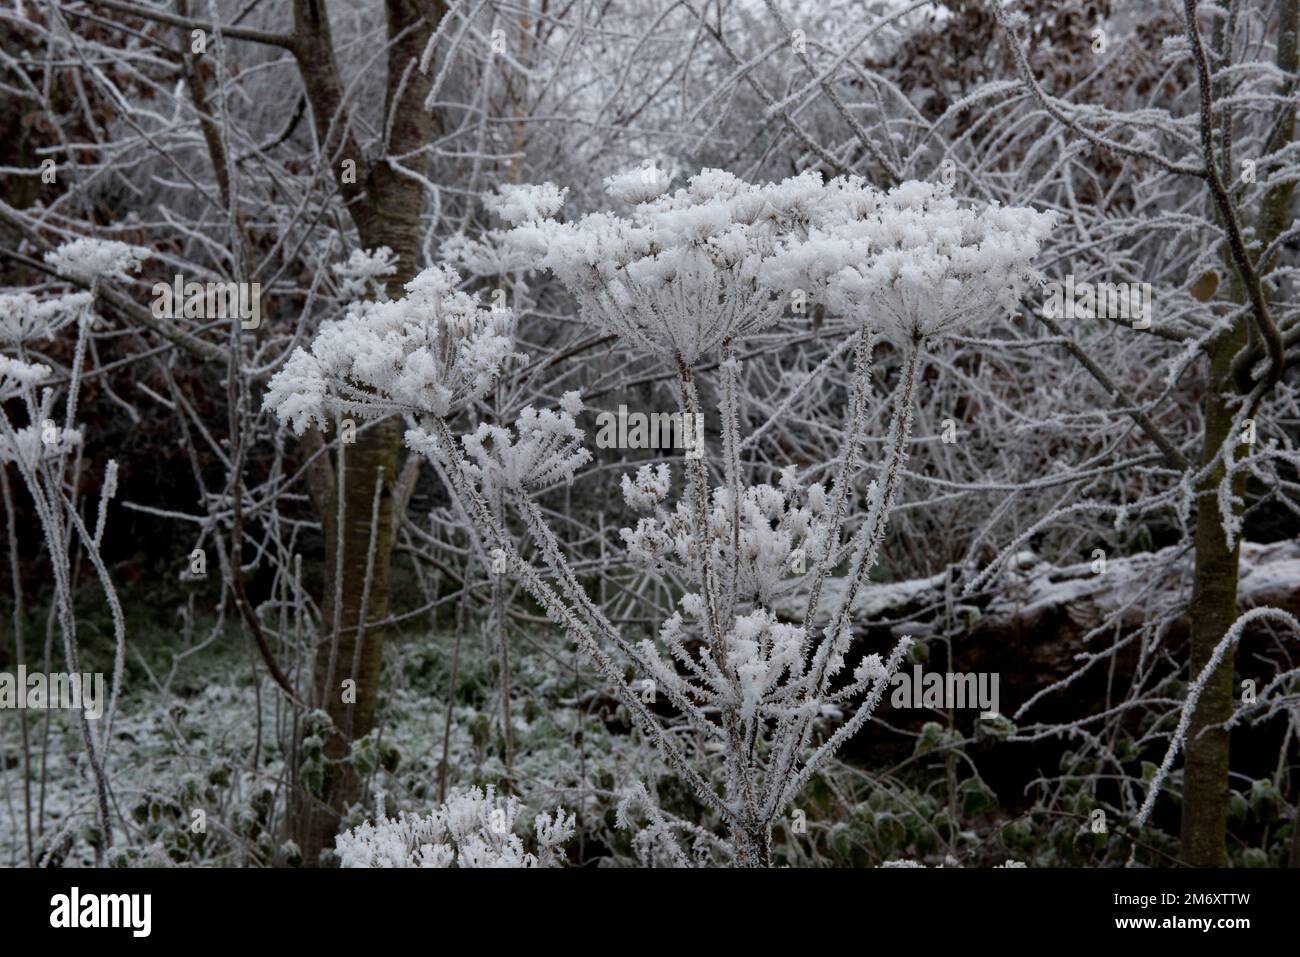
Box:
[270,168,1053,865]
[621,471,827,609]
[1135,607,1300,830]
[0,292,91,345]
[471,168,890,363]
[477,169,1052,361]
[0,356,52,403]
[43,237,149,285]
[603,164,674,204]
[331,246,399,301]
[19,0,1300,873]
[0,421,83,468]
[410,391,591,494]
[0,283,125,864]
[264,263,521,433]
[620,462,673,511]
[483,182,569,225]
[335,787,574,868]
[614,782,732,867]
[766,180,1057,345]
[1,358,80,467]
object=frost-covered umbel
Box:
[766,180,1057,343]
[622,464,826,607]
[0,357,84,467]
[44,238,149,284]
[619,462,908,798]
[331,245,398,301]
[264,263,519,432]
[622,470,824,682]
[414,174,1051,865]
[491,168,839,362]
[335,787,574,868]
[0,291,91,345]
[0,355,50,403]
[0,421,83,468]
[409,391,590,493]
[453,170,1054,359]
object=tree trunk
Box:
[293,416,404,863]
[1179,322,1247,867]
[288,0,442,866]
[733,821,772,868]
[1179,0,1295,866]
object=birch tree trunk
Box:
[1180,323,1248,867]
[1179,0,1296,867]
[287,0,444,866]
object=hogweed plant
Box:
[0,239,142,864]
[267,170,1055,866]
[335,786,574,868]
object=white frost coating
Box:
[558,389,584,417]
[8,0,1300,875]
[621,462,672,511]
[767,180,1057,343]
[0,422,82,466]
[436,398,592,492]
[0,355,52,400]
[333,246,398,280]
[727,608,807,723]
[268,166,1051,864]
[263,263,521,433]
[619,476,827,607]
[603,165,673,203]
[0,292,91,344]
[336,786,574,868]
[44,238,149,283]
[332,246,399,300]
[487,170,1053,360]
[482,182,569,225]
[1135,606,1300,828]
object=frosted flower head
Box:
[484,182,569,225]
[604,164,673,204]
[498,169,1052,361]
[457,171,1051,357]
[853,653,888,684]
[500,168,877,364]
[620,474,824,605]
[0,363,78,476]
[725,609,807,723]
[45,238,149,284]
[335,786,573,869]
[621,462,672,511]
[332,246,398,300]
[0,292,92,345]
[770,182,1056,344]
[441,184,568,276]
[413,394,591,492]
[440,232,524,278]
[264,264,522,434]
[0,355,52,401]
[0,422,82,467]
